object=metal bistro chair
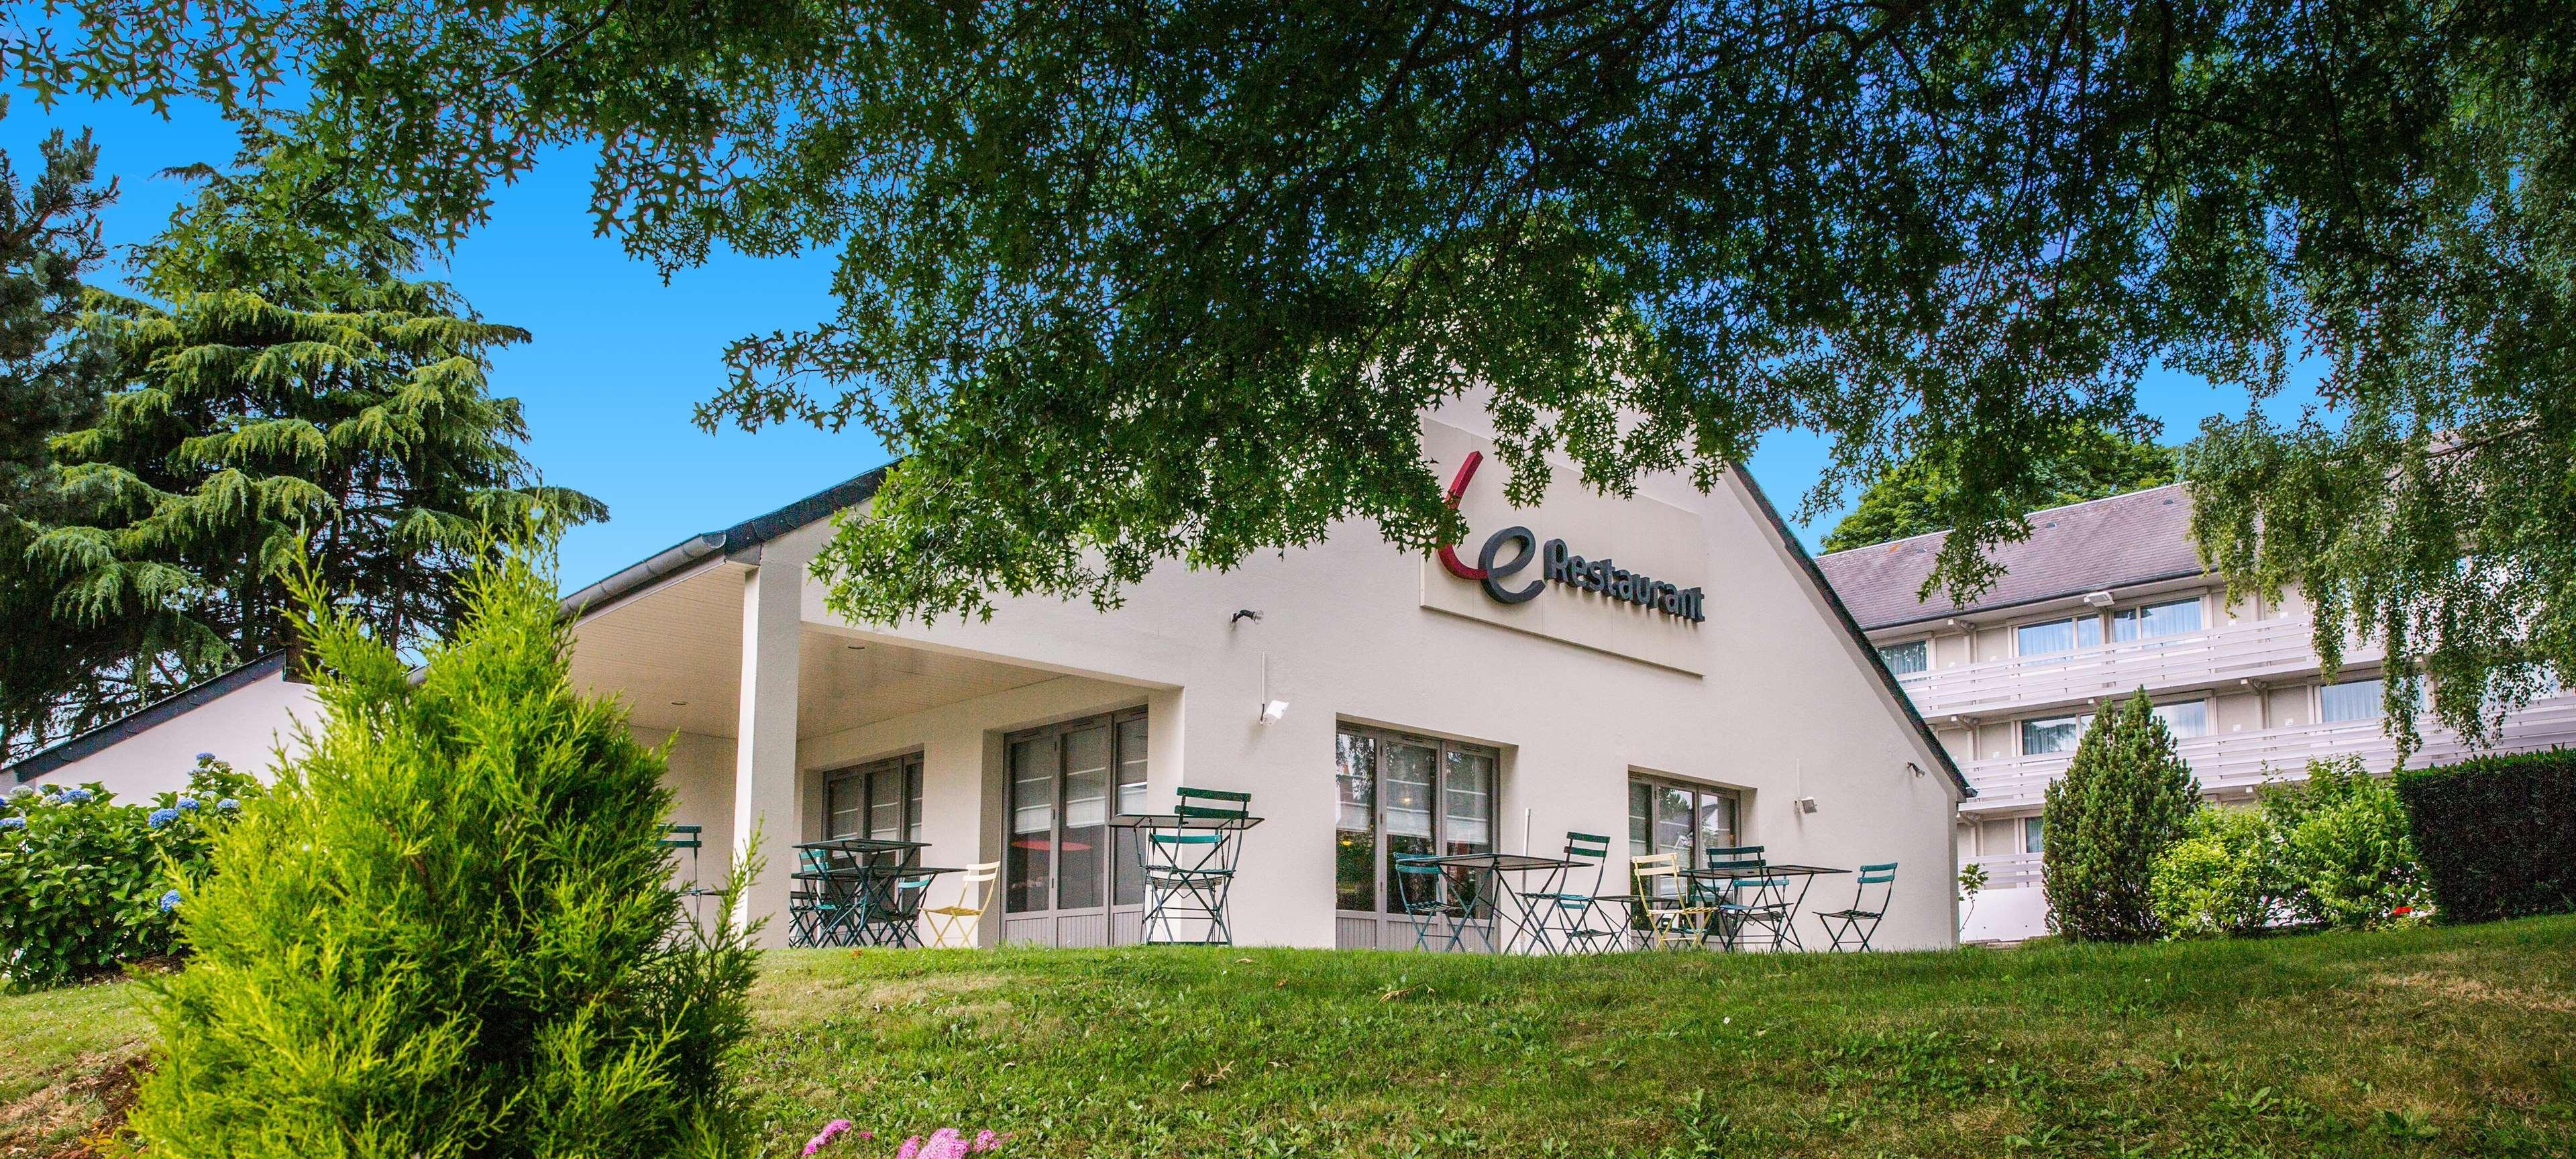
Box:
[1628,853,1713,949]
[1536,832,1624,954]
[1393,856,1474,952]
[656,824,722,933]
[863,871,938,948]
[1139,787,1254,945]
[1815,863,1898,952]
[921,861,1002,948]
[789,846,861,947]
[1702,844,1792,952]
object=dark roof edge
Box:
[556,465,890,621]
[9,464,898,783]
[1731,465,1974,799]
[1852,565,2214,634]
[10,653,290,784]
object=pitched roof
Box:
[1815,483,2209,632]
[7,467,894,783]
[1734,470,1973,797]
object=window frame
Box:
[2112,596,2206,642]
[1876,638,1930,676]
[2320,677,2387,724]
[1625,773,1743,867]
[1004,707,1150,916]
[822,751,925,857]
[2014,614,2104,657]
[1334,725,1501,916]
[2019,712,2093,757]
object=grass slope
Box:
[8,917,2575,1157]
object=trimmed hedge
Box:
[2395,748,2576,924]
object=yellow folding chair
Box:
[1629,853,1715,949]
[920,861,1001,948]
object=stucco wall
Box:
[21,673,321,801]
[783,415,1964,950]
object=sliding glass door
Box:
[1334,725,1497,948]
[1003,708,1148,946]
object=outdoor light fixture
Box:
[2082,590,2115,608]
[1260,700,1290,724]
[1793,795,1819,814]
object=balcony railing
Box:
[1960,692,2576,814]
[1897,616,2381,720]
[1965,852,2043,890]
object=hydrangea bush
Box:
[0,755,260,989]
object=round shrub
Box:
[2265,757,2429,928]
[2150,806,2282,937]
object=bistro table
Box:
[1110,810,1265,944]
[1677,863,1850,951]
[792,838,962,947]
[1415,852,1587,956]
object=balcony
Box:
[1898,616,2379,720]
[1960,692,2576,814]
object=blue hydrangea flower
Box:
[57,787,93,804]
[148,807,180,828]
[177,797,200,811]
[5,785,32,801]
[160,889,182,914]
[0,817,25,831]
[216,798,241,813]
[195,752,214,761]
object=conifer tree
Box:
[2041,689,2201,942]
[0,111,118,760]
[13,262,602,744]
[129,534,761,1156]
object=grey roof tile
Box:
[1817,484,2210,632]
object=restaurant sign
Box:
[1437,452,1706,624]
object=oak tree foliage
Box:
[12,1,2574,749]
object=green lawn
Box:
[8,918,2576,1157]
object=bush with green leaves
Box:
[2263,758,2429,930]
[128,538,763,1156]
[2149,806,2283,938]
[2042,689,2201,942]
[0,755,258,990]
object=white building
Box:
[9,415,1967,950]
[1818,482,2576,942]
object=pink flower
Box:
[971,1129,1002,1152]
[802,1119,855,1156]
[896,1137,924,1159]
[922,1127,970,1159]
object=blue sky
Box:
[5,95,2320,590]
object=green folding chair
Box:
[1138,787,1253,944]
[1816,863,1898,952]
[1533,832,1623,953]
[1394,856,1473,952]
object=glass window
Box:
[2114,598,2205,641]
[1335,733,1380,912]
[2153,700,2210,739]
[825,753,925,848]
[2021,816,2045,854]
[1626,776,1742,867]
[2321,679,2385,723]
[1876,639,1929,675]
[1006,710,1148,914]
[2016,616,2103,657]
[1333,726,1503,914]
[2020,714,2092,755]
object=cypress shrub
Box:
[127,539,762,1157]
[2043,689,2200,942]
[2396,748,2576,924]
